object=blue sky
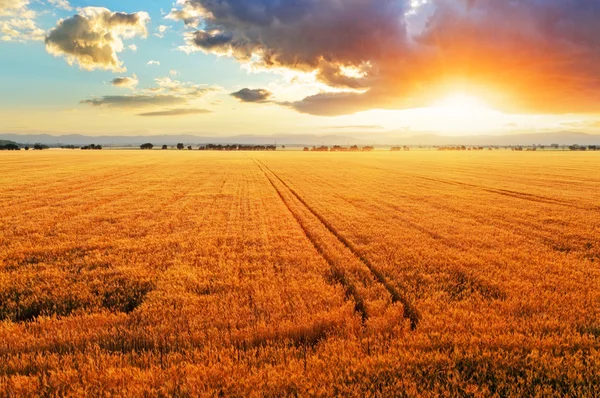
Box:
[1,0,600,137]
[1,0,270,107]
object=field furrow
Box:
[256,159,420,330]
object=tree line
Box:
[303,145,374,152]
[141,143,278,151]
[0,143,49,151]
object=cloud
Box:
[152,77,219,97]
[128,44,137,51]
[0,0,28,15]
[111,75,138,89]
[147,60,160,66]
[81,95,185,109]
[169,69,179,76]
[48,0,72,11]
[81,76,221,110]
[137,108,212,117]
[167,0,600,116]
[231,88,271,103]
[154,24,170,38]
[45,7,150,72]
[165,2,205,27]
[0,0,44,41]
[169,0,407,87]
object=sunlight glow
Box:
[431,93,493,116]
[405,0,428,16]
[344,93,509,135]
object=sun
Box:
[431,93,492,115]
[336,91,508,134]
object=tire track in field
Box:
[254,159,420,330]
[253,160,369,322]
[412,175,594,210]
[357,163,593,210]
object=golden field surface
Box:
[0,150,599,396]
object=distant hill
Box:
[393,132,600,146]
[1,132,599,147]
[0,134,365,147]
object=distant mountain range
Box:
[1,131,599,147]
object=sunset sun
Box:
[431,93,493,115]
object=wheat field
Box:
[1,150,599,396]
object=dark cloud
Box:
[169,0,600,116]
[191,30,233,50]
[137,108,212,117]
[283,89,415,116]
[231,88,272,103]
[45,7,149,72]
[111,75,138,89]
[174,0,406,89]
[81,95,185,108]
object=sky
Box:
[2,0,600,138]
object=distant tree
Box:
[140,143,154,150]
[188,146,193,150]
[312,145,329,152]
[33,144,43,150]
[177,143,184,150]
[303,147,310,151]
[24,146,29,151]
[162,145,168,150]
[282,145,286,149]
[82,144,102,150]
[0,143,20,150]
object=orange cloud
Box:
[168,0,600,116]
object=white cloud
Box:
[165,1,205,27]
[0,0,44,42]
[45,7,150,72]
[48,0,72,11]
[147,60,160,66]
[0,0,29,16]
[154,24,169,38]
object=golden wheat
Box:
[0,150,599,396]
